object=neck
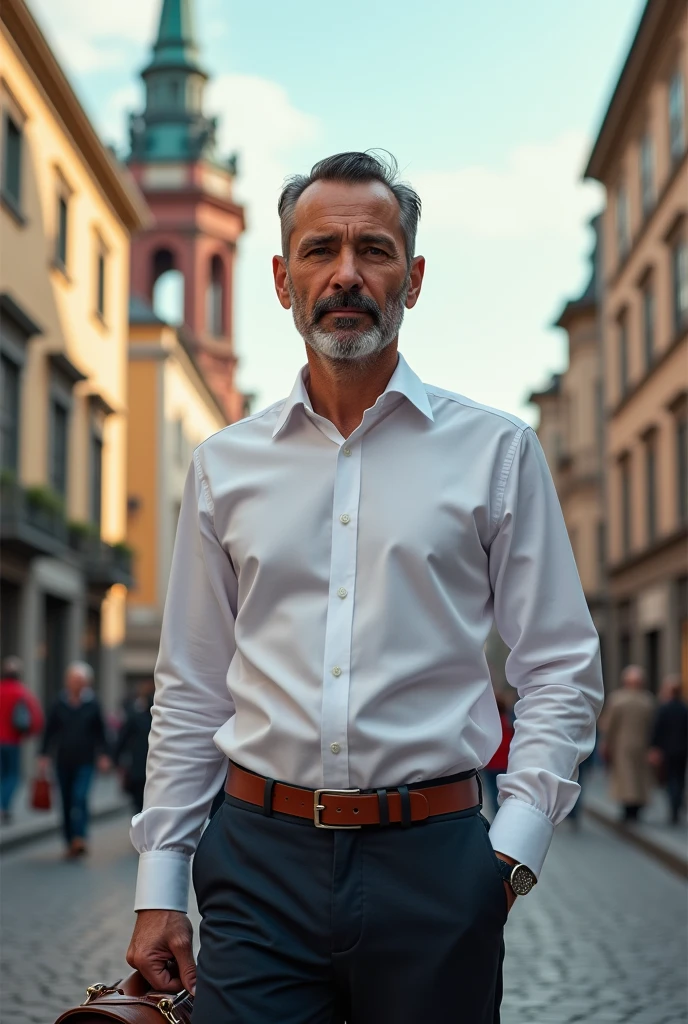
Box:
[304,342,399,438]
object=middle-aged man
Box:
[127,151,603,1023]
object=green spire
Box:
[150,0,201,71]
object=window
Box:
[173,417,184,464]
[645,433,657,543]
[55,195,68,269]
[618,316,629,397]
[206,255,224,336]
[669,70,685,164]
[672,239,688,334]
[639,133,655,216]
[616,184,630,261]
[642,284,655,370]
[96,247,106,320]
[678,415,688,526]
[0,354,20,472]
[90,432,103,529]
[645,630,661,693]
[620,455,632,557]
[2,113,22,210]
[49,399,68,500]
[597,520,606,586]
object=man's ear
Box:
[273,256,292,310]
[405,256,425,310]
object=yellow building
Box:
[123,298,227,685]
[585,0,688,692]
[0,0,147,711]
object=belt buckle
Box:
[313,788,362,829]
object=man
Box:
[39,662,111,857]
[127,151,603,1022]
[649,675,688,825]
[0,656,44,824]
[115,679,155,815]
[601,664,655,823]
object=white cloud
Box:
[414,131,603,242]
[207,73,320,240]
[29,0,157,72]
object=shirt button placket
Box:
[319,441,361,788]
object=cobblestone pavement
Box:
[1,814,686,1024]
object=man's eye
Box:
[365,247,386,256]
[306,247,329,256]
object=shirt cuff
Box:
[487,797,555,878]
[134,851,191,913]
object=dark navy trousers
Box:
[192,784,507,1023]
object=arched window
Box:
[206,255,224,336]
[152,248,184,325]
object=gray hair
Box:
[278,150,422,265]
[66,661,94,683]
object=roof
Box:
[553,216,600,329]
[1,0,150,233]
[584,0,678,181]
[528,374,561,405]
[128,295,166,325]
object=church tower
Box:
[127,0,246,422]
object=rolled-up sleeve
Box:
[131,452,237,912]
[487,426,604,876]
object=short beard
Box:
[287,274,410,363]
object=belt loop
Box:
[263,777,275,816]
[377,788,389,827]
[398,785,412,828]
[476,771,484,810]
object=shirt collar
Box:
[272,352,434,439]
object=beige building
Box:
[530,223,607,675]
[123,298,227,685]
[585,0,688,692]
[0,0,147,711]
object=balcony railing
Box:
[1,478,134,587]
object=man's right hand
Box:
[126,910,196,995]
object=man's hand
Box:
[37,755,51,776]
[494,851,517,913]
[97,754,113,773]
[127,910,196,995]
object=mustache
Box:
[312,292,381,324]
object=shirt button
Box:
[330,742,341,754]
[342,447,352,457]
[337,587,348,599]
[331,666,342,677]
[339,513,351,525]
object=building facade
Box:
[530,224,608,679]
[123,298,227,685]
[585,0,688,693]
[0,0,147,712]
[127,0,247,424]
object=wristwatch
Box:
[494,857,537,896]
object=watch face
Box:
[511,865,537,896]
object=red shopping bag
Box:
[30,774,52,811]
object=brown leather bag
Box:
[53,970,193,1023]
[30,773,52,811]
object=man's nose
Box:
[330,249,364,292]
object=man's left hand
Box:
[494,851,517,913]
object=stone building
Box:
[584,0,687,692]
[0,0,147,711]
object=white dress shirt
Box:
[132,353,603,912]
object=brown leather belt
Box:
[225,763,480,829]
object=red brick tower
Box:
[127,0,246,422]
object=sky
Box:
[30,0,646,422]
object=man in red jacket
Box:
[0,656,44,824]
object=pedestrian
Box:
[481,692,514,818]
[648,675,688,826]
[126,151,604,1022]
[601,665,655,823]
[0,656,44,824]
[39,661,111,858]
[115,679,155,815]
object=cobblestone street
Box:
[1,813,686,1024]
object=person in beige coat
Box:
[601,665,656,821]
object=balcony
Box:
[67,529,135,589]
[0,478,69,557]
